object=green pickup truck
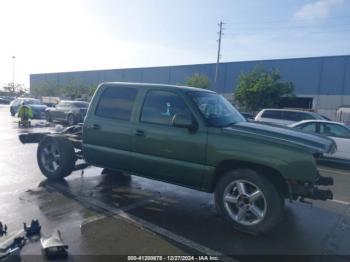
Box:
[20,82,336,235]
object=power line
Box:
[224,27,350,38]
[226,22,350,32]
[225,15,350,27]
[214,21,225,89]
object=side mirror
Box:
[172,114,197,132]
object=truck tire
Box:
[46,112,52,122]
[37,136,76,180]
[215,168,284,235]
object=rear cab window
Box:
[95,86,138,121]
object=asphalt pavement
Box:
[1,104,350,261]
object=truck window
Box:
[320,123,350,138]
[140,90,191,126]
[95,86,138,121]
[261,110,283,119]
[298,122,317,132]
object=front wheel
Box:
[46,112,52,122]
[67,114,76,126]
[215,168,284,235]
[37,136,76,180]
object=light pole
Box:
[12,56,15,86]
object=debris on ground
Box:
[41,230,68,259]
[23,219,41,238]
[0,222,7,236]
[0,237,25,261]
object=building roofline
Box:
[30,54,350,77]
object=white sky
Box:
[0,0,349,89]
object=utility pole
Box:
[214,21,224,89]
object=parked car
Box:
[0,97,8,104]
[9,98,47,118]
[19,82,335,235]
[290,120,350,161]
[336,107,350,125]
[45,100,89,125]
[240,112,255,121]
[0,96,15,104]
[255,109,326,126]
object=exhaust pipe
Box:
[307,188,333,200]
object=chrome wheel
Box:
[40,143,61,172]
[223,179,267,226]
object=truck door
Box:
[131,89,207,188]
[83,85,138,171]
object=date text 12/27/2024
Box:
[127,256,220,261]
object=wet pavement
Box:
[1,104,350,261]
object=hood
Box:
[80,108,88,115]
[224,121,337,155]
[29,104,47,110]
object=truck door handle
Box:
[92,124,100,130]
[135,129,145,137]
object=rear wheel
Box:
[37,136,76,180]
[67,114,76,126]
[46,112,52,122]
[215,168,284,235]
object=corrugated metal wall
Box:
[30,55,350,96]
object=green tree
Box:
[185,73,211,89]
[31,78,97,99]
[31,81,60,97]
[234,65,294,112]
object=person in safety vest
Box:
[17,101,33,127]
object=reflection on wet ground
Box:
[34,167,350,256]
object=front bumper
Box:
[289,174,334,201]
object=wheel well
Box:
[211,160,289,198]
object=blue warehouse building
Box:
[30,54,350,119]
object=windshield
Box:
[309,112,327,120]
[72,102,89,108]
[23,99,42,105]
[188,91,245,127]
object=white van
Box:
[255,109,326,126]
[336,107,350,125]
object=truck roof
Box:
[100,82,215,93]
